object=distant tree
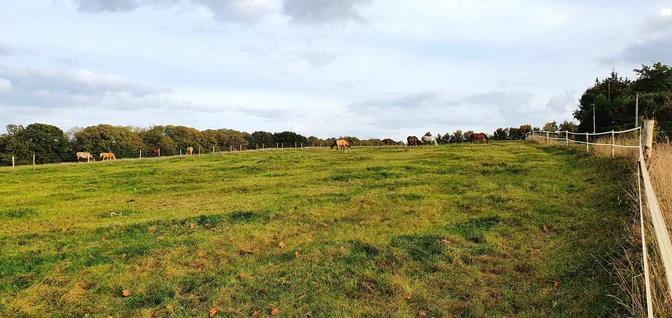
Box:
[543,121,559,132]
[139,126,176,155]
[247,131,274,147]
[508,127,523,140]
[493,128,508,140]
[558,121,578,132]
[518,124,532,137]
[164,125,201,152]
[632,62,672,93]
[22,123,71,164]
[74,124,144,158]
[0,124,31,165]
[273,131,308,147]
[451,130,464,143]
[440,133,451,144]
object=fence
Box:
[529,120,667,317]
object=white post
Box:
[592,103,596,133]
[230,145,232,152]
[12,155,15,169]
[586,132,589,152]
[213,146,215,153]
[642,120,655,159]
[180,149,182,156]
[33,154,35,170]
[256,143,258,150]
[276,143,278,148]
[139,149,142,159]
[611,130,615,158]
[87,153,90,163]
[239,145,242,151]
[158,148,161,158]
[565,131,569,146]
[635,93,639,128]
[546,131,549,143]
[301,143,303,148]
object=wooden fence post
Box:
[239,145,242,151]
[565,131,569,146]
[12,155,15,169]
[139,149,142,159]
[32,154,35,170]
[585,132,589,152]
[642,120,655,159]
[263,144,265,149]
[180,149,182,156]
[546,131,549,143]
[158,148,161,158]
[276,143,278,148]
[611,130,615,158]
[213,146,215,153]
[256,143,258,150]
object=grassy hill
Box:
[0,142,634,316]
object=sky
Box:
[0,0,670,141]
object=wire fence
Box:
[529,124,668,317]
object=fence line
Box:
[530,121,671,316]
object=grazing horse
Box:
[470,133,489,144]
[330,139,351,152]
[152,148,160,157]
[383,139,392,147]
[407,136,422,147]
[100,152,116,161]
[186,147,194,155]
[76,152,95,162]
[421,135,438,145]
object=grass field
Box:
[0,142,635,317]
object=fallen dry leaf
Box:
[271,308,280,316]
[553,281,560,288]
[229,236,234,241]
[295,251,300,259]
[306,237,312,242]
[543,225,549,233]
[122,289,130,297]
[417,311,428,317]
[441,239,451,245]
[209,307,218,317]
[61,227,68,233]
[279,242,286,249]
[196,265,204,272]
[237,273,246,279]
[167,305,174,311]
[340,246,345,251]
[190,223,196,229]
[404,295,412,301]
[252,311,261,316]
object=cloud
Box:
[292,51,339,66]
[0,65,175,109]
[73,0,140,13]
[605,14,672,64]
[283,0,372,24]
[70,0,371,24]
[545,90,576,113]
[0,43,13,56]
[463,90,535,115]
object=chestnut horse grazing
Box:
[383,138,392,147]
[330,139,351,152]
[407,136,422,147]
[186,147,194,155]
[100,152,116,161]
[76,152,95,162]
[470,133,489,144]
[152,148,160,157]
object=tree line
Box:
[0,124,412,166]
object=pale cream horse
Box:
[100,152,116,161]
[76,152,95,162]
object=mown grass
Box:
[0,143,634,316]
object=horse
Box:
[407,136,422,147]
[330,139,351,152]
[75,152,95,162]
[470,133,489,144]
[100,152,116,161]
[383,139,392,147]
[421,135,438,145]
[186,147,194,155]
[152,148,160,157]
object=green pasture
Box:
[0,142,634,317]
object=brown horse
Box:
[152,148,160,157]
[100,152,116,161]
[76,152,95,162]
[470,133,489,144]
[186,147,194,155]
[330,139,351,152]
[383,138,392,147]
[407,136,422,147]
